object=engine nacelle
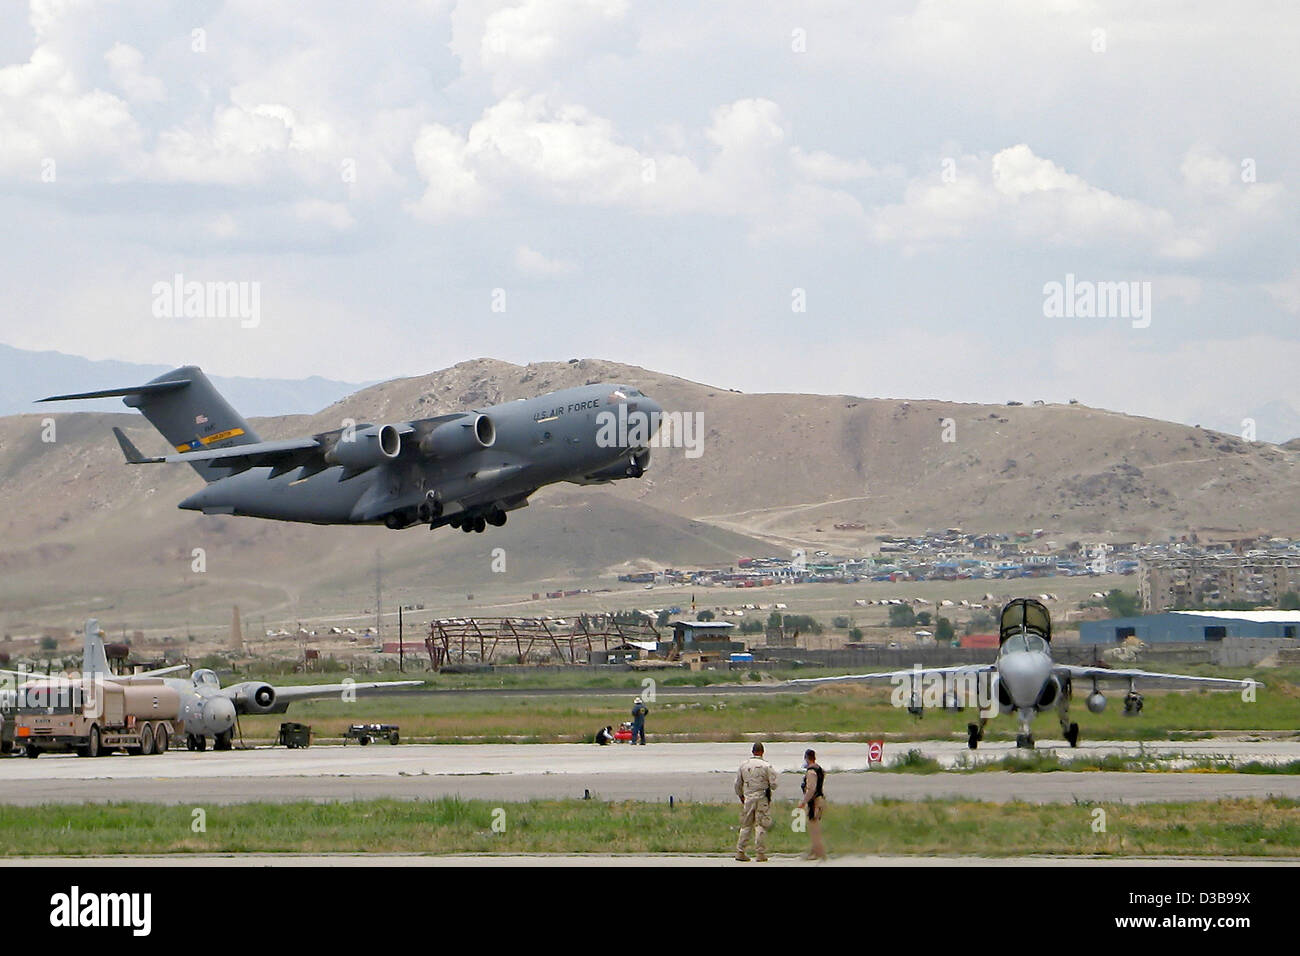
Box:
[1035,676,1060,709]
[325,424,402,469]
[228,682,277,715]
[420,415,495,458]
[997,678,1014,715]
[1086,691,1107,714]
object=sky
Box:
[1,1,1297,437]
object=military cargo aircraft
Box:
[789,598,1261,748]
[3,621,421,752]
[39,366,661,533]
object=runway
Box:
[2,739,1298,805]
[3,853,1291,867]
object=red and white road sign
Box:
[867,739,884,764]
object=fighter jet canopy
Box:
[999,598,1052,645]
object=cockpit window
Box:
[1000,634,1049,655]
[192,668,220,688]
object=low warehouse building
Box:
[1080,610,1300,644]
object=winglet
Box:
[112,427,164,465]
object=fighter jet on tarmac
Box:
[38,366,662,534]
[789,598,1262,749]
[3,621,421,752]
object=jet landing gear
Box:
[1014,709,1036,749]
[418,491,444,526]
[213,729,234,751]
[449,509,506,533]
[967,721,987,750]
[186,734,207,752]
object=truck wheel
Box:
[155,727,169,754]
[83,725,101,758]
[389,732,400,745]
[140,724,156,756]
[359,735,371,745]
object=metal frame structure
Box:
[424,616,661,669]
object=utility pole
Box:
[375,549,383,647]
[399,605,404,673]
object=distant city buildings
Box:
[1139,553,1300,612]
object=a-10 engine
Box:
[227,681,278,714]
[323,424,403,470]
[419,414,495,457]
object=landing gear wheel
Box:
[967,723,981,750]
[358,735,371,746]
[214,730,233,751]
[187,734,207,752]
[473,516,486,533]
[487,510,506,527]
[461,521,474,533]
[418,492,444,524]
[1065,722,1080,748]
[1015,733,1035,749]
[389,732,400,745]
[24,746,39,758]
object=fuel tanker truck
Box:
[14,676,181,758]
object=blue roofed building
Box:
[1080,610,1300,644]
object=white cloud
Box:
[104,42,164,103]
[515,245,577,277]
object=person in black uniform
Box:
[797,748,827,861]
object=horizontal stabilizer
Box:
[112,427,164,464]
[38,380,191,403]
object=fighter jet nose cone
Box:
[209,696,236,728]
[999,652,1052,708]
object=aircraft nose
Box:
[999,652,1052,708]
[206,696,236,731]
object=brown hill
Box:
[1,357,1297,636]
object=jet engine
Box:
[1086,691,1107,714]
[997,678,1014,715]
[1034,676,1060,709]
[420,415,495,458]
[324,424,402,469]
[228,682,277,714]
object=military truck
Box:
[15,677,181,758]
[0,687,15,755]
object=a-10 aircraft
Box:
[790,598,1262,749]
[5,621,420,751]
[39,365,662,533]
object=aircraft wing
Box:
[785,663,996,686]
[1058,665,1262,689]
[114,428,321,468]
[232,679,424,704]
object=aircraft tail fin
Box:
[82,619,110,677]
[40,366,261,482]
